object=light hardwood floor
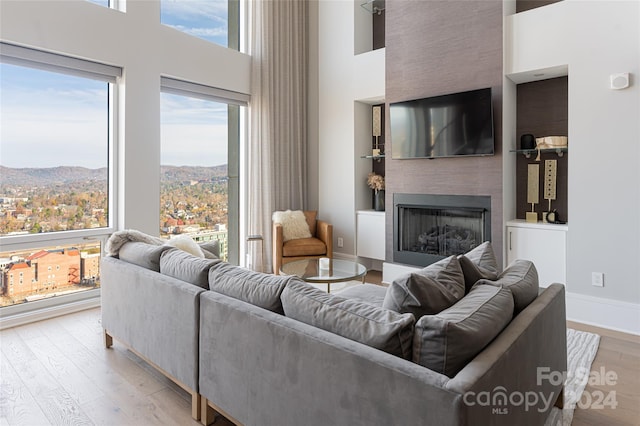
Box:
[1,290,638,425]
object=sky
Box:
[0,0,229,170]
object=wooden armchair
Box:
[273,210,333,275]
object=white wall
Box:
[0,0,251,237]
[506,1,639,331]
[314,0,384,257]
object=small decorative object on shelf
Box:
[526,164,539,223]
[372,105,382,157]
[543,159,557,222]
[367,172,385,211]
[534,136,567,161]
[521,133,535,150]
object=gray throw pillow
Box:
[413,283,514,378]
[199,240,220,259]
[478,259,539,315]
[208,263,293,314]
[118,242,172,272]
[159,248,221,289]
[458,241,500,293]
[382,255,465,319]
[281,280,415,359]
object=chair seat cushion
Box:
[282,237,327,257]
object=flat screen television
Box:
[390,87,494,159]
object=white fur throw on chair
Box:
[272,210,312,241]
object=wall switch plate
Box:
[337,237,344,248]
[592,272,604,287]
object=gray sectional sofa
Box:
[101,236,567,426]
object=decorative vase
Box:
[374,189,385,211]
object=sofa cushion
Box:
[382,256,465,319]
[281,280,415,359]
[209,263,295,313]
[118,242,172,272]
[272,210,312,241]
[478,259,539,315]
[337,283,387,307]
[458,241,499,293]
[282,237,327,257]
[159,248,220,289]
[413,283,514,378]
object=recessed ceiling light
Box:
[534,73,545,77]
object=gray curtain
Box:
[248,0,308,273]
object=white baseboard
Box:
[566,292,640,336]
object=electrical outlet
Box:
[592,272,604,287]
[337,237,344,248]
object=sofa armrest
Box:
[101,256,205,391]
[316,220,333,258]
[446,284,567,424]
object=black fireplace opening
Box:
[393,194,491,267]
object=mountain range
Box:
[0,165,228,187]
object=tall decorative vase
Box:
[374,190,385,211]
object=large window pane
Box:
[0,64,110,237]
[160,92,230,260]
[0,51,115,311]
[161,0,232,48]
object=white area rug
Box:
[544,328,601,426]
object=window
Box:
[160,0,240,50]
[86,0,110,7]
[160,78,247,263]
[0,43,120,310]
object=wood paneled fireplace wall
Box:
[384,0,505,267]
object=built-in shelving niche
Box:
[515,76,568,222]
[354,0,385,55]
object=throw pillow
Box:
[199,240,220,259]
[118,242,172,272]
[478,259,539,315]
[272,210,312,241]
[164,235,205,258]
[382,255,465,319]
[281,280,415,359]
[413,283,514,378]
[159,248,220,289]
[458,241,500,293]
[208,263,295,314]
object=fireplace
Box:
[394,194,491,267]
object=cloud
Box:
[160,0,228,44]
[165,24,227,39]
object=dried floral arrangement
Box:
[367,172,385,191]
